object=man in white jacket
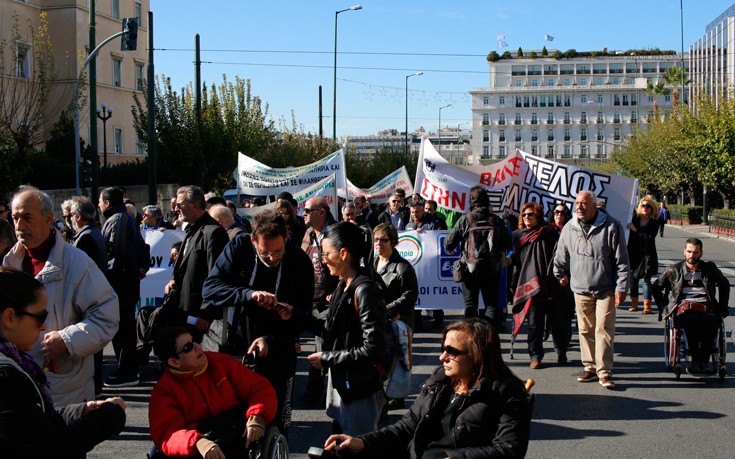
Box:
[4,186,119,407]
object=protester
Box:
[276,198,306,246]
[0,217,15,258]
[405,199,439,231]
[208,203,243,240]
[303,222,388,436]
[373,223,418,413]
[202,210,314,436]
[59,199,76,242]
[322,318,530,458]
[549,203,574,343]
[4,186,119,406]
[148,326,277,458]
[378,192,409,230]
[423,199,447,230]
[658,201,670,237]
[511,202,567,368]
[353,195,378,229]
[164,196,182,229]
[142,205,174,231]
[626,195,660,314]
[0,268,127,458]
[553,190,629,389]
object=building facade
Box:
[470,52,684,165]
[689,3,735,109]
[0,0,149,165]
[346,127,472,165]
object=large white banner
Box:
[237,174,339,221]
[338,166,414,204]
[139,229,186,309]
[415,138,638,226]
[237,150,347,197]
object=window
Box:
[563,145,571,158]
[547,113,554,124]
[648,95,654,102]
[547,130,555,141]
[581,95,588,104]
[112,58,122,87]
[597,130,603,141]
[531,96,538,107]
[135,63,144,91]
[136,135,145,155]
[631,94,637,106]
[531,146,538,155]
[614,127,621,140]
[613,112,621,123]
[547,79,554,87]
[499,146,506,158]
[498,113,506,125]
[499,130,505,142]
[112,0,120,19]
[531,80,539,86]
[580,79,587,85]
[483,130,489,142]
[564,112,571,124]
[597,94,603,104]
[581,128,587,141]
[515,80,522,87]
[665,94,671,102]
[595,78,604,85]
[15,44,30,79]
[564,129,571,141]
[580,145,588,158]
[135,2,142,24]
[523,97,530,107]
[515,130,522,142]
[556,95,562,106]
[114,128,123,154]
[531,113,538,125]
[516,96,522,107]
[515,113,522,125]
[581,111,587,123]
[564,79,571,86]
[597,111,604,123]
[531,129,538,141]
[483,96,490,105]
[614,95,621,106]
[547,145,555,158]
[564,95,571,106]
[612,78,619,85]
[482,146,490,159]
[498,96,505,106]
[631,112,638,124]
[482,113,489,126]
[540,96,547,107]
[597,145,604,158]
[622,94,629,106]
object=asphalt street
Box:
[89,224,735,458]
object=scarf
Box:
[0,329,54,410]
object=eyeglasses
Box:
[521,212,536,218]
[374,237,390,244]
[17,309,49,326]
[390,200,401,203]
[176,341,195,355]
[303,208,322,214]
[343,213,356,218]
[554,210,565,214]
[256,248,287,260]
[641,203,652,209]
[441,345,469,359]
[321,250,339,260]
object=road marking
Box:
[659,259,735,278]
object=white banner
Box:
[237,150,346,197]
[415,138,638,226]
[237,174,339,222]
[139,229,186,309]
[338,166,414,204]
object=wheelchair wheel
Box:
[663,320,674,371]
[250,425,289,459]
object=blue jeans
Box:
[629,273,652,300]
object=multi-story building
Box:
[1,0,149,165]
[689,2,735,108]
[470,51,684,165]
[346,127,472,165]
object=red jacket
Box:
[149,352,277,456]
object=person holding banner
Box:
[444,186,512,326]
[511,203,568,369]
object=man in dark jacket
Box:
[405,199,439,231]
[99,187,150,388]
[652,237,729,372]
[354,195,378,229]
[378,192,409,230]
[444,186,511,325]
[165,186,229,332]
[203,210,314,436]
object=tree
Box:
[517,47,524,58]
[486,51,500,62]
[541,46,548,57]
[663,65,691,108]
[645,81,670,117]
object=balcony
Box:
[514,120,522,125]
[613,118,621,124]
[576,69,590,75]
[560,69,573,75]
[547,120,555,124]
[482,121,489,126]
[580,118,588,124]
[530,120,538,125]
[498,120,506,125]
[563,119,571,125]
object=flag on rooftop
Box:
[498,40,508,48]
[544,34,555,41]
[497,33,505,40]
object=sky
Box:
[150,0,734,137]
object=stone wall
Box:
[44,184,179,220]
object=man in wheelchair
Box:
[652,238,730,373]
[148,326,277,458]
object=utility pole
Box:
[89,0,99,204]
[147,12,156,205]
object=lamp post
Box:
[333,4,362,141]
[97,103,113,170]
[405,72,423,153]
[438,103,452,154]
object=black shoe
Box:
[104,370,139,388]
[557,353,568,365]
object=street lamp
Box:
[438,103,452,153]
[333,4,362,141]
[97,103,113,170]
[405,72,423,153]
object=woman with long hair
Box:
[275,199,307,246]
[306,222,388,436]
[626,195,660,314]
[322,318,530,458]
[512,202,568,368]
[0,268,126,458]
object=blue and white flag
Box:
[497,33,505,40]
[544,34,555,41]
[498,40,508,48]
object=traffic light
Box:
[81,159,93,185]
[121,18,138,51]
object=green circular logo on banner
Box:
[396,234,423,265]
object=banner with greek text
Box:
[237,174,339,221]
[415,138,638,226]
[237,150,346,197]
[338,166,414,204]
[139,229,186,309]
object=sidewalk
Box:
[667,222,735,243]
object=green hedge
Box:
[709,209,735,230]
[668,205,703,224]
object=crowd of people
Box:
[0,182,728,458]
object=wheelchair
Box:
[147,424,288,459]
[663,312,726,381]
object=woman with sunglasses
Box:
[322,318,530,458]
[626,195,660,314]
[0,268,126,458]
[305,221,388,436]
[148,326,277,458]
[511,203,568,369]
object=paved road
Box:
[89,224,735,458]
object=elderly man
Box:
[405,199,439,231]
[553,190,629,389]
[203,210,314,436]
[4,186,119,406]
[378,192,409,230]
[142,204,174,231]
[99,187,150,388]
[208,204,242,239]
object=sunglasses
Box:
[390,200,401,203]
[303,208,322,214]
[554,210,565,214]
[641,203,652,209]
[374,237,390,244]
[17,309,49,326]
[176,341,195,355]
[521,212,536,218]
[441,344,469,358]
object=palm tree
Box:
[645,81,670,119]
[663,66,691,108]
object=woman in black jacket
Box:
[626,195,660,314]
[306,222,388,436]
[322,318,530,458]
[0,268,126,459]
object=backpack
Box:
[464,212,496,274]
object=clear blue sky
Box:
[151,0,733,137]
